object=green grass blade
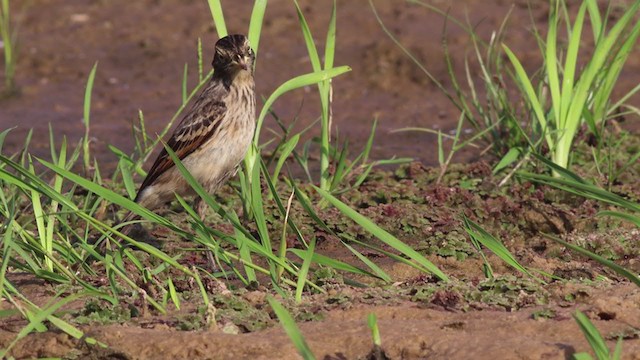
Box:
[559,2,587,127]
[319,0,337,190]
[521,154,640,212]
[236,227,257,283]
[493,147,521,174]
[288,249,379,279]
[182,63,188,104]
[261,163,307,247]
[612,337,624,360]
[28,158,50,271]
[545,234,640,287]
[463,216,536,280]
[0,220,15,298]
[546,3,561,127]
[206,0,227,38]
[573,310,611,360]
[314,186,448,281]
[593,19,640,122]
[502,45,550,148]
[293,0,321,72]
[295,237,316,303]
[254,66,350,145]
[598,210,640,227]
[0,127,14,154]
[82,62,98,172]
[167,277,180,310]
[585,0,602,42]
[342,242,391,283]
[268,297,316,360]
[437,130,444,166]
[248,0,267,59]
[361,118,377,165]
[197,38,203,81]
[272,134,299,182]
[368,313,381,347]
[48,123,57,164]
[323,0,337,71]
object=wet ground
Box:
[3,0,639,170]
[1,0,640,359]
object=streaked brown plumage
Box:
[124,34,255,227]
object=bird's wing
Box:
[135,100,227,199]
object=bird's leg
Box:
[195,197,208,222]
[194,197,219,273]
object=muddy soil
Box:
[1,0,640,359]
[4,283,640,359]
[2,0,640,169]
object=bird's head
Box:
[212,34,255,74]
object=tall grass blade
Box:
[82,62,98,172]
[544,234,640,287]
[573,310,618,360]
[253,67,350,143]
[248,0,267,59]
[268,297,316,360]
[295,237,316,303]
[206,0,227,38]
[314,186,448,281]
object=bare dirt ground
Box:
[5,0,639,168]
[4,284,640,359]
[1,0,640,359]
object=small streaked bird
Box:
[122,34,255,231]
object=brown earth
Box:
[2,260,640,360]
[1,0,640,359]
[3,0,639,169]
[4,284,640,360]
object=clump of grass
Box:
[371,0,522,170]
[375,0,640,180]
[504,0,640,173]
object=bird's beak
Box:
[238,56,250,71]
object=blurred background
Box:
[1,0,639,172]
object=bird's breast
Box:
[183,81,255,188]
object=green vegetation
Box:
[1,0,639,358]
[269,297,316,360]
[504,0,640,172]
[573,311,623,360]
[382,0,640,178]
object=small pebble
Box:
[70,13,90,23]
[222,322,241,335]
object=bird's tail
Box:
[118,210,141,239]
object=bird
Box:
[120,34,256,235]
